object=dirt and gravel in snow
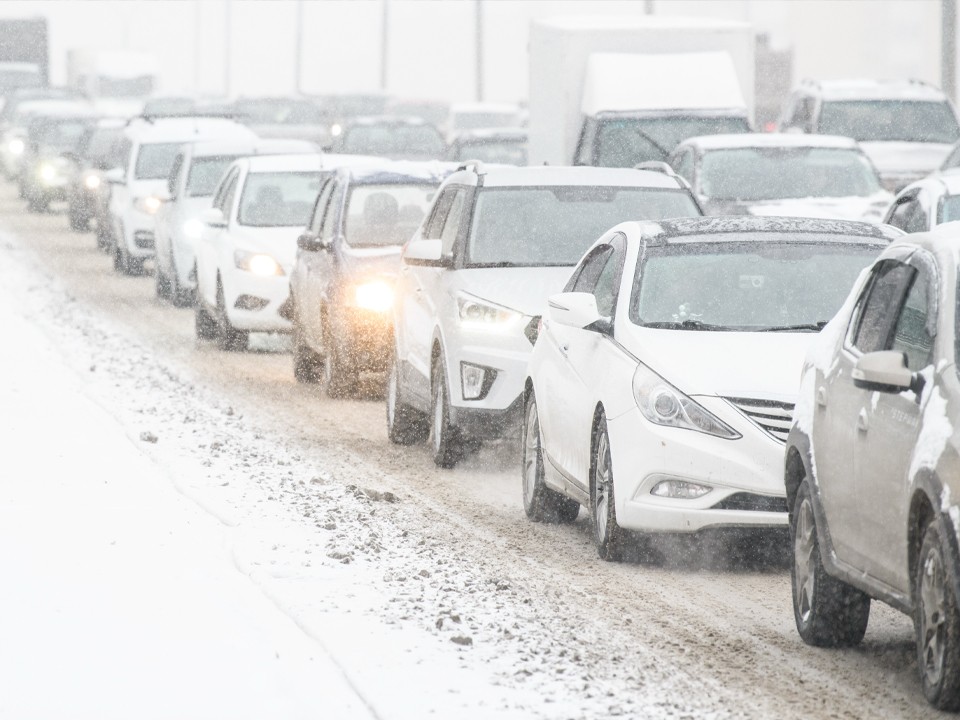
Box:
[0,184,946,719]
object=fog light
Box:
[650,479,712,499]
[38,163,57,184]
[84,173,101,190]
[461,362,494,400]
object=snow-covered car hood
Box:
[130,178,168,198]
[859,141,954,175]
[451,266,575,316]
[338,245,403,281]
[229,226,301,271]
[174,196,213,220]
[620,325,816,401]
[737,191,893,222]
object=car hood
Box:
[339,245,403,280]
[230,226,301,272]
[858,141,954,175]
[618,325,816,401]
[728,191,893,222]
[130,178,168,197]
[247,124,328,146]
[450,266,575,316]
[175,196,213,217]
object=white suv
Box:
[387,164,702,467]
[105,116,256,275]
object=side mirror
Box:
[403,238,443,265]
[104,167,125,184]
[61,150,79,164]
[547,292,610,333]
[202,207,227,228]
[852,351,922,394]
[297,231,326,252]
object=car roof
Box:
[900,169,960,197]
[124,117,254,144]
[449,165,686,189]
[632,216,903,244]
[242,153,325,173]
[679,132,861,152]
[346,115,435,127]
[187,138,318,158]
[337,160,459,184]
[452,128,527,143]
[803,79,949,103]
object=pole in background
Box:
[294,0,304,95]
[644,0,655,14]
[224,0,232,97]
[476,0,484,102]
[380,0,389,92]
[944,0,957,102]
[194,0,202,94]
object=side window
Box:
[424,188,457,239]
[671,149,694,183]
[591,236,627,317]
[851,261,916,354]
[789,96,816,131]
[440,189,466,256]
[907,196,930,233]
[213,169,239,214]
[320,185,340,243]
[574,117,598,165]
[571,246,613,294]
[309,180,333,235]
[113,138,132,172]
[891,268,934,370]
[168,154,183,198]
[886,197,919,232]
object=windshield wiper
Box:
[756,321,829,333]
[640,320,737,331]
[632,129,670,160]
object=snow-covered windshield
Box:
[631,239,881,331]
[818,100,960,144]
[699,147,881,200]
[186,155,241,197]
[237,171,322,227]
[467,187,699,267]
[340,124,446,158]
[453,139,527,165]
[134,142,181,180]
[344,183,436,248]
[595,116,751,166]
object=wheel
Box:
[591,415,628,560]
[915,521,960,710]
[292,316,322,384]
[95,220,111,251]
[113,245,143,276]
[386,351,428,445]
[27,194,47,213]
[322,315,359,398]
[215,282,248,351]
[168,266,193,308]
[791,480,870,647]
[154,267,171,300]
[429,351,463,468]
[194,303,218,341]
[522,391,579,523]
[69,207,90,232]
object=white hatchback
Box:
[523,216,901,560]
[194,153,325,351]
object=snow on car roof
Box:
[810,79,948,102]
[639,216,902,243]
[477,165,683,189]
[243,153,325,173]
[341,160,459,184]
[452,127,527,143]
[681,133,860,151]
[125,116,255,144]
[188,138,319,158]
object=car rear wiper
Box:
[755,321,829,333]
[640,320,736,331]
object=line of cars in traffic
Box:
[6,77,960,710]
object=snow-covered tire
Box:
[915,521,960,710]
[321,318,359,398]
[428,350,464,468]
[591,414,628,561]
[386,352,427,445]
[292,317,322,384]
[155,267,171,300]
[522,391,579,523]
[215,282,248,352]
[194,304,217,341]
[791,480,870,647]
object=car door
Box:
[296,178,334,347]
[855,255,935,590]
[197,167,239,308]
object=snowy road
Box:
[0,183,947,719]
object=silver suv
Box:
[785,223,960,710]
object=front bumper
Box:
[119,207,158,258]
[330,307,394,372]
[224,271,292,333]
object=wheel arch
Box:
[785,445,806,517]
[909,487,937,598]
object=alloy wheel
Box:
[794,497,817,626]
[522,400,540,509]
[919,545,948,689]
[593,430,612,545]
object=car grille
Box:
[712,492,787,513]
[724,397,794,443]
[134,230,155,249]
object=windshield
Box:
[467,187,700,267]
[30,118,90,152]
[82,127,121,163]
[699,147,881,200]
[238,171,322,227]
[595,116,751,167]
[630,239,881,330]
[186,156,241,197]
[341,125,445,158]
[344,183,436,248]
[454,139,527,165]
[818,100,960,144]
[235,100,323,125]
[134,142,182,180]
[452,112,518,131]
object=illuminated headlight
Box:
[234,250,283,276]
[83,173,101,190]
[353,280,393,312]
[135,196,162,215]
[182,218,204,240]
[650,478,712,499]
[456,293,524,331]
[330,123,342,137]
[8,138,24,155]
[38,162,58,184]
[631,363,740,439]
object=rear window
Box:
[237,171,323,227]
[343,183,437,247]
[818,100,960,144]
[135,142,182,180]
[186,156,241,197]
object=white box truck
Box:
[528,16,755,167]
[67,50,157,117]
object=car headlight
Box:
[83,173,101,190]
[234,250,283,276]
[353,279,393,312]
[456,293,524,331]
[38,162,58,184]
[182,218,204,240]
[631,363,740,439]
[330,123,342,137]
[8,138,24,155]
[135,195,163,214]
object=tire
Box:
[95,221,110,251]
[215,282,248,352]
[915,521,960,710]
[386,352,428,445]
[292,316,322,384]
[522,391,579,523]
[322,315,359,398]
[194,303,218,341]
[27,195,47,213]
[113,245,143,276]
[69,207,90,232]
[169,266,193,308]
[791,480,871,647]
[154,267,171,300]
[591,415,628,560]
[429,350,463,468]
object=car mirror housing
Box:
[297,231,325,253]
[547,292,610,333]
[202,207,227,228]
[403,238,443,265]
[104,167,125,184]
[852,351,922,394]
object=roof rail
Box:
[130,111,241,125]
[456,160,486,175]
[634,161,678,177]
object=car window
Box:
[940,194,960,223]
[134,142,183,180]
[344,183,436,248]
[891,269,934,370]
[310,179,334,235]
[440,189,466,256]
[942,145,960,170]
[886,197,919,232]
[237,171,323,228]
[320,185,340,242]
[213,169,239,214]
[424,188,458,239]
[186,155,243,198]
[851,261,916,354]
[168,153,183,198]
[671,149,694,184]
[591,236,626,317]
[788,96,816,131]
[571,246,614,294]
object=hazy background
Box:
[0,0,947,102]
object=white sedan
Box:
[523,216,901,560]
[194,153,325,351]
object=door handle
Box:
[816,386,827,408]
[857,408,869,433]
[559,342,569,356]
